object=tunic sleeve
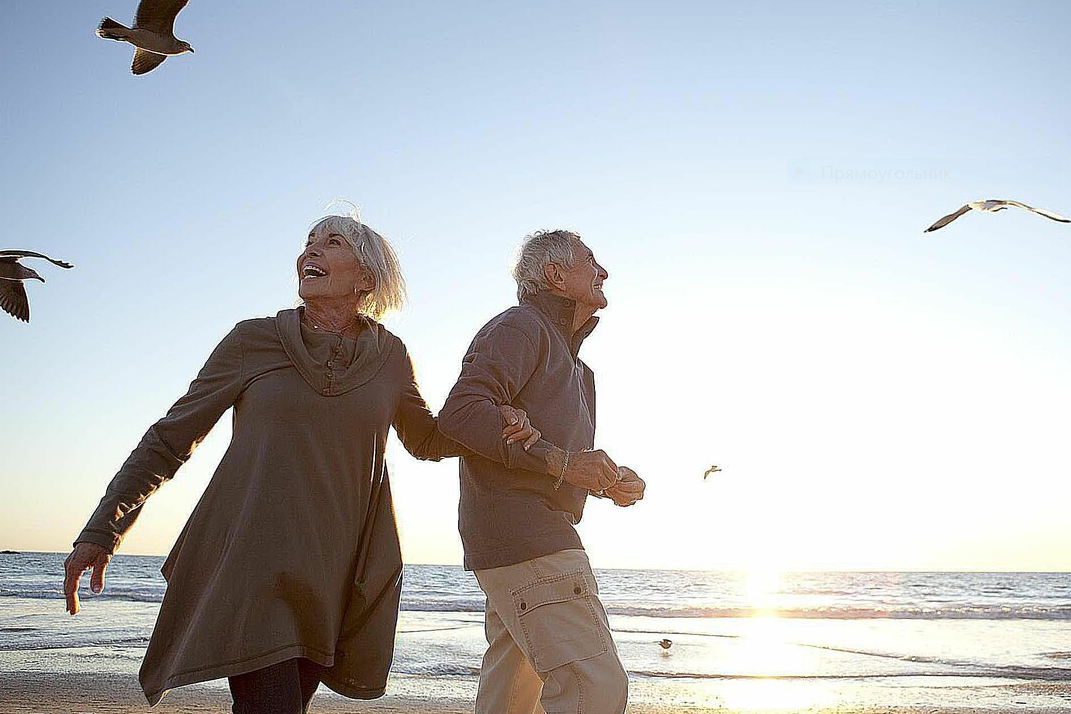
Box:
[392,345,468,461]
[75,326,246,553]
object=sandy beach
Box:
[3,671,1068,714]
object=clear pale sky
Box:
[2,1,1069,571]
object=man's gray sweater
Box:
[438,290,599,571]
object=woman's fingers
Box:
[63,555,86,615]
[502,407,536,445]
[63,543,111,615]
[90,554,111,595]
[506,423,540,448]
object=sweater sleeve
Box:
[438,323,559,475]
[74,326,246,553]
[391,345,468,461]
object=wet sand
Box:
[1,671,1067,714]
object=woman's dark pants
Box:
[228,658,321,714]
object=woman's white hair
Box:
[511,229,581,302]
[305,204,407,320]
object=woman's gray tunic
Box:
[76,308,461,704]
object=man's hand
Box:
[63,542,112,615]
[559,449,618,492]
[605,466,645,507]
[498,405,541,451]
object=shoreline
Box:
[4,558,1070,713]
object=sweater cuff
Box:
[510,438,556,476]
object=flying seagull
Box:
[97,0,194,75]
[0,250,74,323]
[925,200,1071,233]
[703,464,722,480]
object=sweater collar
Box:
[275,308,395,396]
[522,290,599,357]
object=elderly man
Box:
[438,229,645,714]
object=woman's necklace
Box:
[303,310,360,336]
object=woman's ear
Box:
[355,266,376,293]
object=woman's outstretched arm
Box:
[64,324,246,613]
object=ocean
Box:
[2,552,1070,711]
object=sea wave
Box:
[628,667,1071,682]
[400,599,1071,621]
[5,586,1070,621]
[0,635,151,652]
[393,662,481,677]
[0,585,165,604]
[599,604,1071,621]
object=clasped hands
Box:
[559,449,645,508]
[503,413,645,508]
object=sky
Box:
[2,1,1070,571]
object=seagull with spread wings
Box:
[0,250,74,323]
[97,0,194,75]
[925,200,1071,233]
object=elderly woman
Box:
[62,213,540,713]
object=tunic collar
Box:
[275,308,395,396]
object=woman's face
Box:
[297,225,374,303]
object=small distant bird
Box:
[97,0,194,75]
[0,250,74,322]
[925,200,1071,233]
[703,464,722,480]
[658,638,673,650]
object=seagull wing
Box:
[924,205,972,232]
[0,279,30,322]
[1031,208,1071,223]
[132,48,168,75]
[0,250,73,269]
[1003,200,1071,223]
[133,0,190,35]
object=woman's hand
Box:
[498,405,541,451]
[63,542,112,615]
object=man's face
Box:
[557,240,609,313]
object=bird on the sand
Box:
[658,639,673,650]
[925,200,1070,233]
[96,0,194,75]
[0,250,74,323]
[703,464,722,480]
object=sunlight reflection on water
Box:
[715,570,838,711]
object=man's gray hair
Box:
[306,211,407,320]
[512,229,581,302]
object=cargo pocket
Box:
[511,569,608,673]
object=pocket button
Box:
[573,585,582,595]
[520,601,527,611]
